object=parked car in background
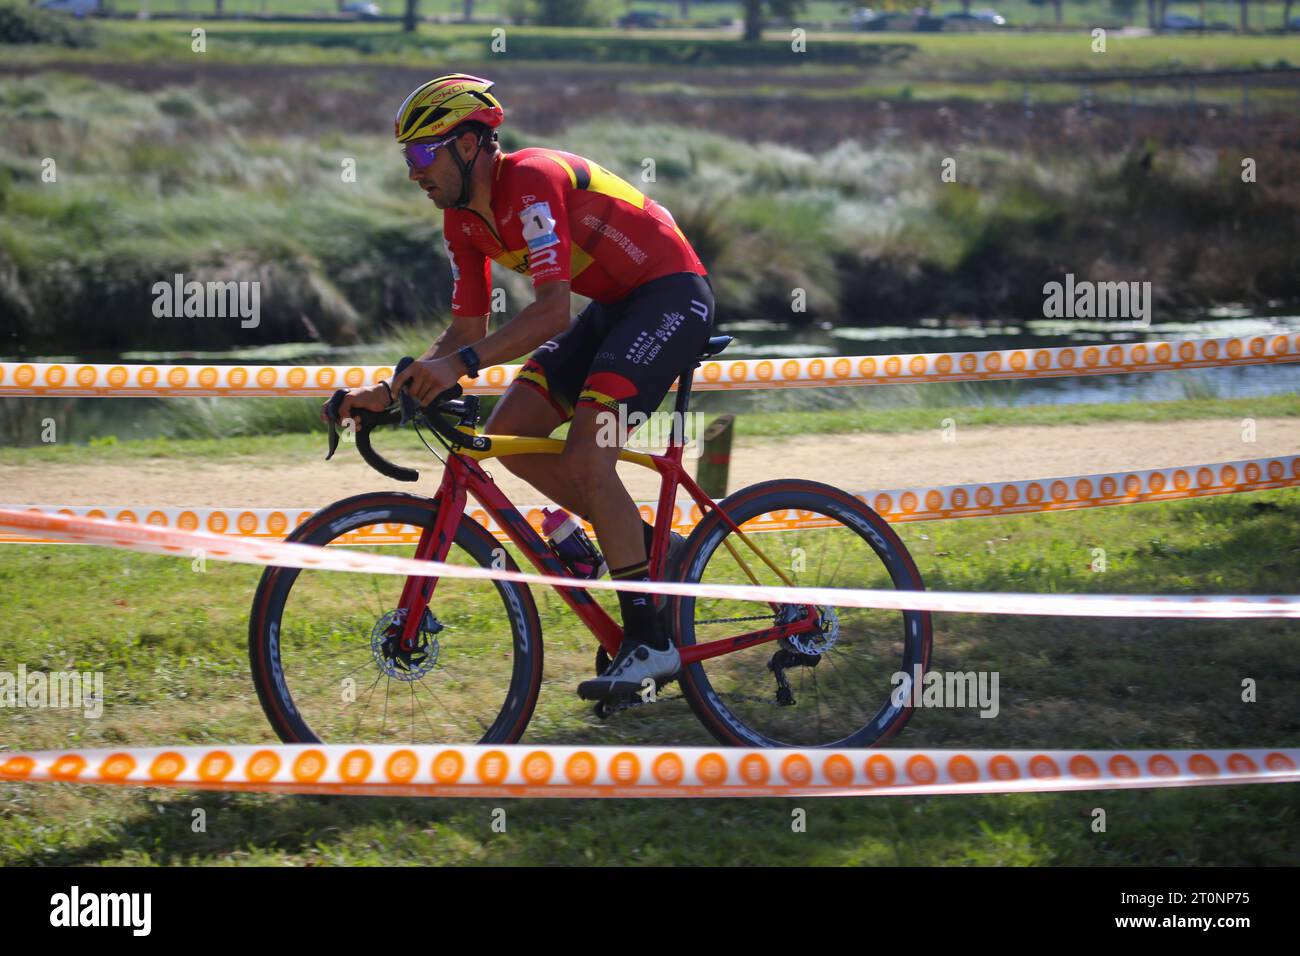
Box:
[1161,12,1205,30]
[942,8,1006,30]
[618,10,665,28]
[850,7,879,28]
[34,0,100,15]
[341,2,383,19]
[859,11,918,30]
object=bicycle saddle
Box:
[698,335,732,358]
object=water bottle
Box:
[541,508,607,580]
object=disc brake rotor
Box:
[371,608,442,681]
[780,604,841,656]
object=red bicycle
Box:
[249,337,932,748]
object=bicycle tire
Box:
[674,479,933,748]
[248,491,543,745]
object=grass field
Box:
[53,0,1300,32]
[7,14,1299,72]
[1,400,1298,865]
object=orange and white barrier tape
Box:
[0,507,1297,619]
[2,744,1297,798]
[865,453,1300,522]
[4,454,1295,545]
[4,334,1298,397]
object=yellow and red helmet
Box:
[393,74,504,144]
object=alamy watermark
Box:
[890,665,1000,718]
[0,666,104,719]
[50,886,150,936]
[151,273,260,329]
[1042,273,1151,328]
[595,406,707,459]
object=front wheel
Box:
[674,479,932,748]
[248,492,543,746]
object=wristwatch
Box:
[457,345,482,379]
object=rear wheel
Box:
[675,479,932,748]
[249,492,543,745]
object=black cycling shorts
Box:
[515,271,715,426]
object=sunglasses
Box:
[402,137,457,171]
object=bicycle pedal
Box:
[590,679,676,719]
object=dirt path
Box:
[2,418,1294,510]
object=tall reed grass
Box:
[2,77,1297,357]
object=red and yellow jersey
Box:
[443,147,707,316]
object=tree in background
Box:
[532,0,607,25]
[1239,0,1248,30]
[404,0,418,31]
[1024,0,1065,24]
[742,0,805,41]
[1109,0,1139,22]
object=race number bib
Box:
[521,201,559,252]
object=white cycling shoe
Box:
[577,641,680,702]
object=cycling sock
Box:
[609,559,667,651]
[580,515,656,571]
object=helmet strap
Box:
[450,130,486,210]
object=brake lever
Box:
[394,356,421,426]
[392,356,466,427]
[324,388,347,461]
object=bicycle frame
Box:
[390,421,827,665]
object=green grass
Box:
[38,0,1300,34]
[4,58,1298,356]
[2,478,1297,865]
[728,391,1300,436]
[7,15,1298,74]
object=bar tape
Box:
[3,454,1295,545]
[2,744,1296,798]
[4,333,1297,397]
[0,507,1297,619]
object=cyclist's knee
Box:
[485,382,565,438]
[561,410,621,495]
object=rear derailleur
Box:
[768,605,826,706]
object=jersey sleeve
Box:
[510,159,571,289]
[444,217,491,317]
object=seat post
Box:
[671,362,696,448]
[672,335,730,449]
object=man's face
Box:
[405,133,470,209]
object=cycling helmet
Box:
[394,74,504,209]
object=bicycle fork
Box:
[392,477,467,654]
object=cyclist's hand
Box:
[392,356,461,407]
[323,383,391,430]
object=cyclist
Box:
[328,74,715,702]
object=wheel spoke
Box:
[254,507,538,747]
[679,490,931,747]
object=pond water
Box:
[718,313,1300,406]
[3,312,1298,446]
